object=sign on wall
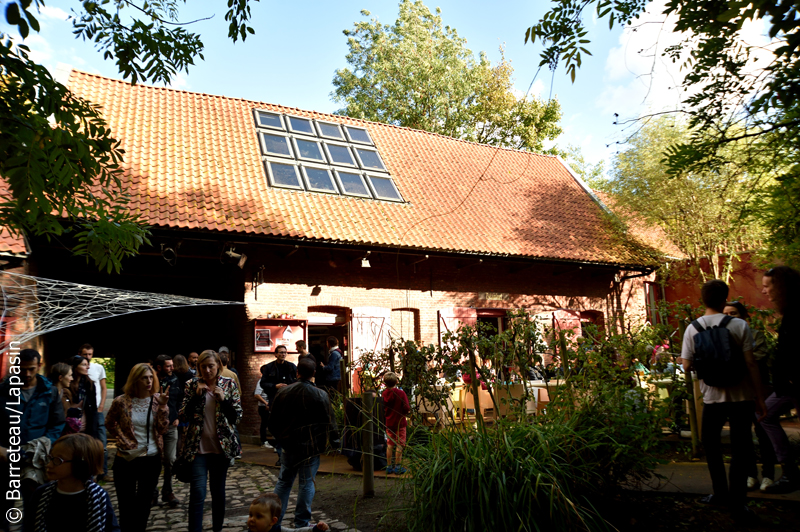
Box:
[254,318,308,353]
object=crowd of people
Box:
[2,267,798,530]
[0,337,342,532]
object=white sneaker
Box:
[760,478,774,491]
[746,477,758,489]
[261,442,273,449]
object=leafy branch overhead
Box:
[332,0,562,153]
[0,0,258,272]
[528,0,800,266]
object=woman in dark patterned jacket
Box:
[179,350,242,532]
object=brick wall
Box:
[234,256,652,442]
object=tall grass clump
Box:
[394,308,697,532]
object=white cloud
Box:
[22,33,54,65]
[168,72,190,91]
[39,6,69,21]
[597,0,778,122]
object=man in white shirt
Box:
[80,343,109,480]
[680,280,766,521]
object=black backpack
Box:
[691,315,747,387]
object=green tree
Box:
[562,144,604,184]
[526,0,800,265]
[595,117,770,281]
[1,0,257,272]
[332,0,562,153]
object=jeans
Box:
[749,417,776,480]
[274,451,320,528]
[113,454,162,532]
[97,411,108,476]
[702,401,755,506]
[189,453,230,532]
[760,392,800,464]
[161,424,179,496]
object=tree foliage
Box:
[1,0,258,272]
[526,0,800,266]
[595,117,771,281]
[332,0,562,153]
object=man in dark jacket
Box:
[155,354,180,507]
[269,358,339,528]
[321,336,343,395]
[260,345,297,461]
[0,348,65,530]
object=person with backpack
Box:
[759,266,800,493]
[680,279,766,522]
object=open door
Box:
[437,307,478,346]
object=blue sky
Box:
[6,0,735,170]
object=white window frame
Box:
[322,141,359,168]
[344,125,373,145]
[253,109,285,131]
[365,173,403,202]
[264,158,304,190]
[286,115,317,137]
[301,164,340,194]
[259,131,294,159]
[315,120,346,141]
[291,137,327,164]
[333,169,373,199]
[354,146,388,172]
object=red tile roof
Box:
[67,70,660,267]
[0,228,26,256]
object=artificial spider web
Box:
[0,271,243,353]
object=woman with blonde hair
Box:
[105,362,170,532]
[179,350,242,532]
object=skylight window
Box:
[260,133,293,158]
[345,126,372,144]
[293,138,326,163]
[254,110,402,202]
[256,112,284,130]
[323,143,357,167]
[354,148,386,171]
[287,116,315,136]
[335,170,372,198]
[367,175,402,201]
[302,166,338,193]
[316,121,345,140]
[266,160,303,189]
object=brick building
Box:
[4,71,670,440]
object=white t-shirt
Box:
[131,397,159,456]
[87,362,107,405]
[681,313,754,404]
[253,381,268,407]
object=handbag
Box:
[172,455,192,483]
[116,396,153,462]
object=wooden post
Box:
[362,391,375,498]
[467,347,483,427]
[685,370,701,457]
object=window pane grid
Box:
[256,111,402,202]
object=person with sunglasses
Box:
[23,433,120,532]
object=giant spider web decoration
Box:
[0,271,244,353]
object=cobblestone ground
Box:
[98,459,359,532]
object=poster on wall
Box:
[254,319,308,353]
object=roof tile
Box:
[67,70,659,266]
